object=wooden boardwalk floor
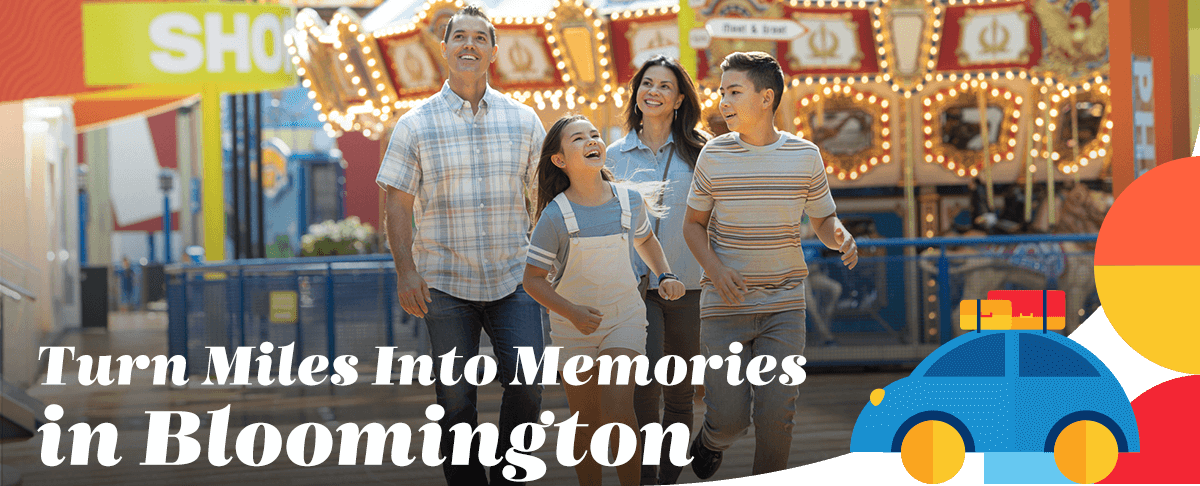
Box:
[1,311,909,485]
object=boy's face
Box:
[719,69,773,133]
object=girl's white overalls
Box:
[547,184,648,369]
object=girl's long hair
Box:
[535,115,667,222]
[623,56,710,170]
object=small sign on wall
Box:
[269,291,298,324]
[1132,56,1155,178]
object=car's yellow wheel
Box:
[900,420,966,484]
[1053,420,1119,484]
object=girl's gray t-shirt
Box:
[527,184,651,287]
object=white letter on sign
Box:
[149,13,203,74]
[206,13,251,73]
[251,14,284,73]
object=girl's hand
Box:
[657,279,686,301]
[567,304,603,334]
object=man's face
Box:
[441,16,497,80]
[719,69,772,133]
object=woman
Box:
[605,55,709,485]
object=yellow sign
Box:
[82,3,295,89]
[269,291,299,324]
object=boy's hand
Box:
[835,227,859,270]
[658,278,686,301]
[709,264,748,305]
[566,304,603,335]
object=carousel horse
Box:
[921,184,1110,335]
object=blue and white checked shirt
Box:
[376,82,546,302]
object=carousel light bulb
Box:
[924,112,933,120]
[1014,96,1023,104]
[307,91,316,99]
[957,169,966,176]
[880,100,889,108]
[1080,158,1089,166]
[358,88,367,96]
[1106,120,1113,129]
[948,161,956,170]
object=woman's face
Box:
[636,65,684,122]
[555,119,606,174]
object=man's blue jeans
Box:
[698,309,806,475]
[424,285,544,486]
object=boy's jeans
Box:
[698,309,806,475]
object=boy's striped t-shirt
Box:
[686,131,836,318]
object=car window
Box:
[1019,334,1100,377]
[925,334,1005,377]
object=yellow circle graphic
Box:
[900,420,965,484]
[1053,420,1118,484]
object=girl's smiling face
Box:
[554,119,606,173]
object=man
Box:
[682,52,859,478]
[375,6,546,485]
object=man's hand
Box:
[397,272,432,318]
[657,278,687,301]
[835,227,859,270]
[708,264,748,305]
[566,304,603,334]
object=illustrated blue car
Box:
[850,329,1139,482]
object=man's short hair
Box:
[443,5,496,47]
[720,52,785,113]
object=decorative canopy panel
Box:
[289,0,1112,181]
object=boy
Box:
[681,52,859,477]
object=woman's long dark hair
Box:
[623,56,709,169]
[535,115,615,221]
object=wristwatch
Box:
[658,272,679,283]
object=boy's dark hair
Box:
[720,52,785,113]
[443,5,496,46]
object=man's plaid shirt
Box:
[377,82,546,302]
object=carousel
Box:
[287,0,1113,355]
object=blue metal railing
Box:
[167,234,1098,373]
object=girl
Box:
[523,114,686,486]
[605,55,709,485]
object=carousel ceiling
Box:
[288,0,1112,182]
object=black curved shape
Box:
[1043,411,1129,453]
[890,411,976,453]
